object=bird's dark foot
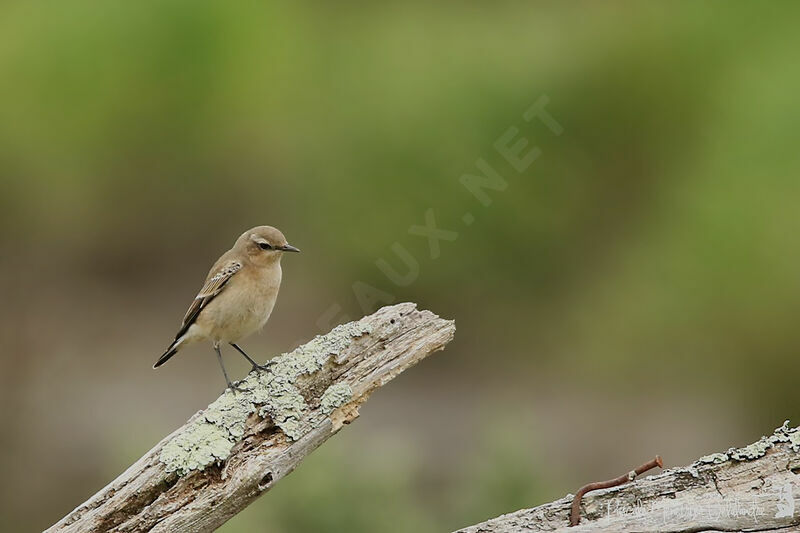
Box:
[224,380,250,394]
[250,359,277,373]
[230,343,276,373]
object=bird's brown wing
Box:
[173,260,242,341]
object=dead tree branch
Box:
[47,303,455,533]
[455,422,800,533]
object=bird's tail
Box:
[153,338,183,369]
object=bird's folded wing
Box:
[174,260,242,340]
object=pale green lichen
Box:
[159,320,371,475]
[160,420,238,474]
[697,452,729,465]
[248,321,370,439]
[288,320,373,366]
[729,438,773,461]
[202,390,256,439]
[729,420,797,461]
[690,421,800,471]
[320,383,353,415]
[789,430,800,452]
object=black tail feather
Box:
[153,342,179,369]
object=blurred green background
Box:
[2,1,800,531]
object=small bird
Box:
[154,225,300,390]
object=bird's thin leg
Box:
[215,343,247,392]
[230,343,274,371]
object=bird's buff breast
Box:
[195,266,281,343]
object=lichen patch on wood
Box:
[320,383,353,415]
[455,422,800,533]
[47,303,456,533]
[696,420,799,465]
[159,318,373,474]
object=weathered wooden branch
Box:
[47,303,455,533]
[455,422,800,533]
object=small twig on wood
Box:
[569,455,663,526]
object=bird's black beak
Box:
[279,244,301,253]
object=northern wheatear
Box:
[154,226,300,390]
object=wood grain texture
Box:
[455,422,800,533]
[47,303,455,533]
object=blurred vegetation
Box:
[2,1,800,531]
[228,425,551,533]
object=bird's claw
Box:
[225,381,250,394]
[250,360,276,373]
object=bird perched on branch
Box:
[154,226,300,390]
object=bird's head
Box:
[235,225,300,265]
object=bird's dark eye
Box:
[258,242,272,250]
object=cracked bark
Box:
[455,423,800,533]
[46,303,455,533]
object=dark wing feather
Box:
[174,260,242,341]
[153,259,242,369]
